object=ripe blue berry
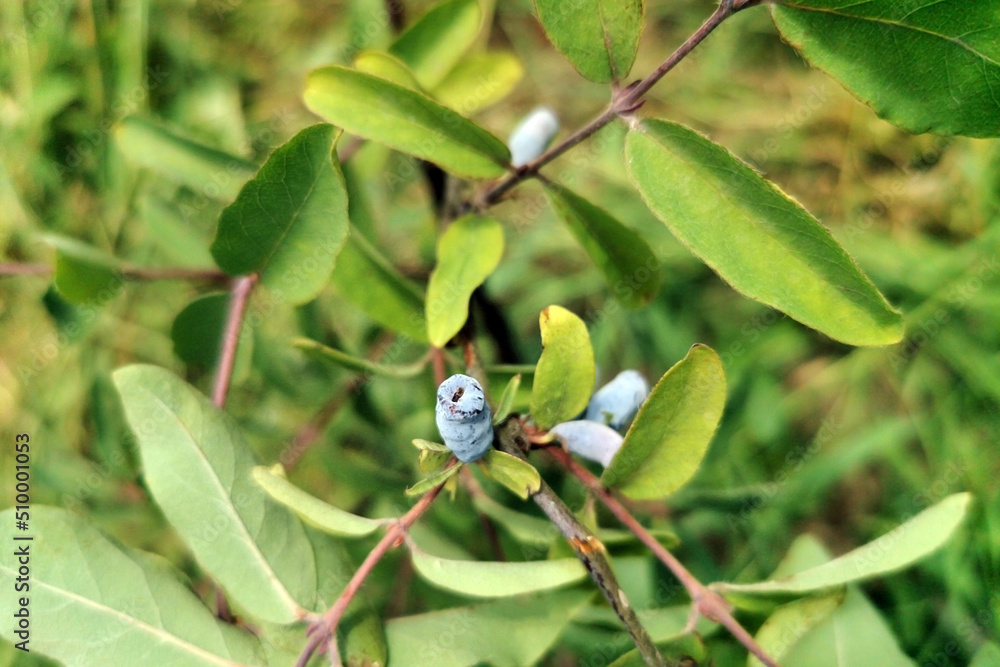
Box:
[508,107,559,168]
[551,420,623,467]
[435,374,493,463]
[585,370,649,431]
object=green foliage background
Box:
[1,0,998,664]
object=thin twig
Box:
[546,446,780,667]
[431,346,447,385]
[472,0,740,212]
[296,482,446,667]
[212,274,258,407]
[0,262,228,281]
[496,420,667,667]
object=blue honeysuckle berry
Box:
[435,374,493,463]
[508,107,559,168]
[585,370,650,431]
[550,420,623,467]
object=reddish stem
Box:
[0,262,228,281]
[546,447,779,667]
[431,346,446,385]
[296,482,445,667]
[212,274,258,407]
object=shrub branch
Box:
[545,446,780,667]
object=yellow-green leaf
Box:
[410,545,588,598]
[426,215,504,347]
[626,119,903,346]
[252,465,383,538]
[529,306,596,430]
[601,344,725,499]
[304,66,509,178]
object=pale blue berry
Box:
[585,370,650,431]
[551,420,623,467]
[435,374,493,463]
[508,107,559,168]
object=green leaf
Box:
[389,0,482,89]
[293,337,427,377]
[529,305,596,429]
[406,462,461,496]
[331,231,428,342]
[493,373,522,425]
[304,66,510,178]
[749,593,844,666]
[384,590,591,667]
[626,119,903,346]
[210,123,350,305]
[749,536,916,667]
[778,588,916,667]
[601,344,726,499]
[114,115,256,201]
[43,235,123,306]
[113,365,317,624]
[971,643,1000,667]
[716,493,972,597]
[252,465,383,537]
[545,183,661,308]
[171,293,253,379]
[427,215,505,346]
[432,52,524,114]
[771,1,1000,138]
[533,0,644,83]
[0,506,262,666]
[354,49,423,90]
[409,544,588,597]
[479,449,542,500]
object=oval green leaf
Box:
[389,0,482,90]
[252,465,383,537]
[432,52,524,114]
[479,449,542,500]
[409,545,588,597]
[601,344,726,499]
[529,305,596,430]
[427,215,505,347]
[210,123,349,305]
[304,66,510,178]
[172,292,253,379]
[330,232,428,342]
[114,115,256,202]
[545,183,661,308]
[716,493,972,597]
[533,0,644,83]
[293,337,427,378]
[43,235,123,306]
[0,507,263,666]
[626,119,903,346]
[771,1,1000,138]
[113,364,317,624]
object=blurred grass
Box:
[1,1,998,665]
